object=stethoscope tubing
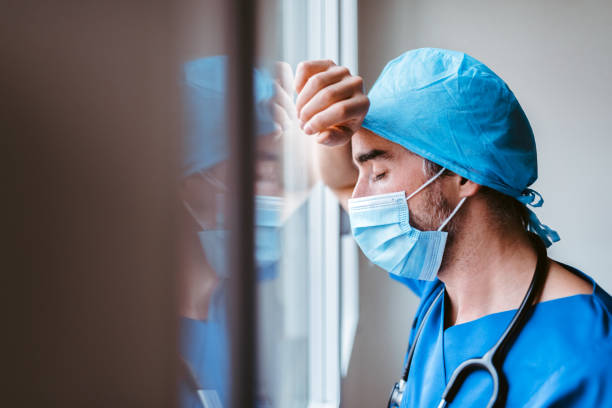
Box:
[390,233,549,408]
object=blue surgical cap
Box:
[362,48,559,246]
[181,56,277,178]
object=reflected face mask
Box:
[348,167,466,281]
[254,195,284,281]
[185,195,284,281]
[182,172,230,277]
[196,229,229,278]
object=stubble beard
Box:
[409,182,462,272]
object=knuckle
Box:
[316,131,332,145]
[320,87,334,102]
[346,76,363,92]
[355,96,370,116]
[355,94,369,106]
[330,65,349,78]
[353,76,364,88]
[276,61,291,72]
[300,106,313,122]
[296,61,306,74]
[309,73,325,88]
[361,95,371,107]
[310,114,322,130]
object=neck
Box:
[437,205,537,328]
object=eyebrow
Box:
[355,149,392,164]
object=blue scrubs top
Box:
[178,261,280,408]
[394,264,612,407]
[179,285,229,408]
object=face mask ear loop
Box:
[406,167,446,201]
[182,200,206,231]
[437,197,467,232]
[200,171,228,192]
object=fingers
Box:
[273,81,297,122]
[303,95,369,136]
[295,65,350,118]
[299,75,363,126]
[294,59,337,94]
[315,127,354,147]
[264,62,296,140]
[271,101,291,133]
[274,61,294,95]
[294,60,369,147]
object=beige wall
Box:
[342,0,612,406]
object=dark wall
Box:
[2,2,181,406]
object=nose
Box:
[351,176,369,199]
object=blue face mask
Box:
[348,167,466,281]
[197,229,230,278]
[183,176,230,278]
[254,195,283,281]
[186,195,283,281]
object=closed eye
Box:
[374,172,386,181]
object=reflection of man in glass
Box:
[177,56,296,408]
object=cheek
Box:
[407,185,452,230]
[393,169,418,192]
[375,175,403,195]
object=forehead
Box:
[352,127,417,161]
[352,127,395,150]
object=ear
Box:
[449,174,480,199]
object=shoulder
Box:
[538,260,594,303]
[512,288,612,406]
[514,263,612,361]
[523,339,612,407]
[517,264,612,366]
[541,261,612,317]
[533,262,612,342]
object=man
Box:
[295,48,612,406]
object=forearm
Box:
[314,137,358,190]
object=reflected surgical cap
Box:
[181,55,277,177]
[362,48,559,246]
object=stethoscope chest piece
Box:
[388,379,405,408]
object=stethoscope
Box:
[388,233,549,408]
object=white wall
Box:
[342,0,612,405]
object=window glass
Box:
[254,2,314,405]
[176,1,357,406]
[176,2,231,408]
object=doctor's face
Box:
[351,127,452,231]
